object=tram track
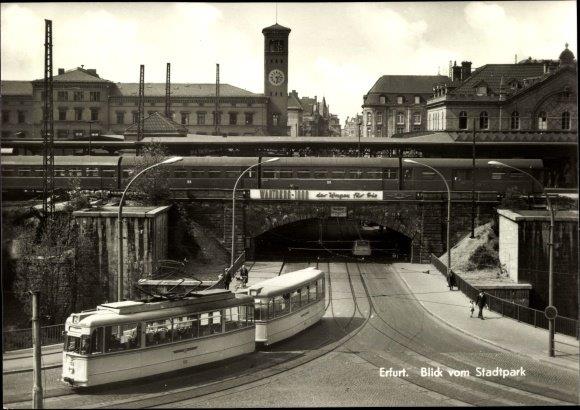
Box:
[5,260,372,409]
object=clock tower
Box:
[263,23,291,135]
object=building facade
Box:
[361,75,449,138]
[342,114,362,138]
[426,46,577,133]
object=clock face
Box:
[268,69,285,86]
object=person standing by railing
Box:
[476,291,488,320]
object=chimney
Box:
[460,61,472,80]
[86,69,98,77]
[58,68,65,75]
[451,61,462,82]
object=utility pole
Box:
[42,19,54,220]
[137,65,145,142]
[215,63,220,136]
[470,117,476,238]
[30,291,43,409]
[165,63,171,119]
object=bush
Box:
[467,244,499,271]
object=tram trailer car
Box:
[1,155,544,194]
[62,289,255,387]
[242,267,326,346]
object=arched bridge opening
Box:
[250,217,412,262]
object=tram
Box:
[244,267,326,346]
[61,289,255,387]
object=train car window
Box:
[296,171,311,179]
[145,319,172,346]
[106,323,141,352]
[313,171,327,179]
[263,170,276,179]
[2,168,16,176]
[331,171,346,179]
[208,171,222,178]
[173,170,188,178]
[420,171,437,179]
[34,169,45,177]
[491,172,505,180]
[453,170,473,181]
[86,168,99,177]
[102,170,115,178]
[191,170,205,178]
[225,171,240,178]
[348,170,361,179]
[279,171,293,179]
[90,327,104,354]
[122,170,135,178]
[363,171,382,179]
[68,169,82,177]
[174,314,199,340]
[53,169,65,177]
[509,172,525,179]
[246,170,255,178]
[384,169,398,180]
[403,169,413,179]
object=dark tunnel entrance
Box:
[251,218,412,262]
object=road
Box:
[3,261,577,408]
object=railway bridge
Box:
[173,188,500,263]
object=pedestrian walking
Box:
[448,271,457,290]
[223,268,232,290]
[239,264,249,288]
[475,291,487,319]
[469,300,475,317]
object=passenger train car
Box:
[62,289,255,387]
[243,267,325,346]
[1,155,546,195]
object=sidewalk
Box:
[3,343,63,374]
[394,263,579,371]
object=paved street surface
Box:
[3,261,578,408]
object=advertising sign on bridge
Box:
[249,189,383,201]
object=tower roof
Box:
[262,23,291,34]
[559,43,575,64]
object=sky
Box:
[1,2,577,124]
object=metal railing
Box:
[430,254,579,338]
[3,323,65,352]
[208,252,246,290]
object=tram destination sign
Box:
[250,189,383,201]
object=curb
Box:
[3,363,62,375]
[395,266,579,373]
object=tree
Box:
[129,142,173,205]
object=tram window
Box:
[317,279,324,299]
[174,314,198,340]
[331,171,346,179]
[86,168,99,177]
[224,307,245,331]
[211,311,222,334]
[191,170,205,178]
[255,299,271,321]
[64,334,83,354]
[491,172,505,180]
[105,323,141,352]
[263,170,276,179]
[199,312,212,336]
[90,327,104,354]
[300,287,309,305]
[296,171,310,178]
[145,319,172,346]
[240,305,254,324]
[384,169,398,180]
[208,171,222,178]
[290,290,301,311]
[309,283,317,301]
[313,171,327,179]
[273,295,289,317]
[173,170,188,178]
[102,170,115,178]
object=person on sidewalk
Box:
[448,271,457,290]
[223,268,232,290]
[239,264,249,288]
[476,291,487,319]
[469,300,475,317]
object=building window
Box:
[181,112,190,125]
[479,111,489,129]
[1,110,8,124]
[561,111,571,130]
[510,111,520,130]
[377,125,382,134]
[58,108,67,121]
[89,91,100,102]
[75,108,83,121]
[132,111,139,124]
[213,111,221,125]
[73,91,83,101]
[366,126,371,136]
[73,130,84,138]
[413,112,421,125]
[414,96,420,104]
[413,125,421,131]
[17,111,25,124]
[197,112,206,125]
[458,111,468,129]
[366,112,372,125]
[116,111,125,125]
[57,129,69,139]
[377,113,383,124]
[379,96,386,104]
[57,91,68,101]
[537,111,547,130]
[272,113,279,127]
[397,96,403,104]
[229,112,237,125]
[396,112,405,124]
[476,86,487,96]
[396,125,405,134]
[90,108,99,121]
[245,113,254,125]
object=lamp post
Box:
[87,120,95,156]
[404,159,452,280]
[230,158,279,267]
[117,156,183,302]
[489,160,555,357]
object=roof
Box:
[121,155,261,168]
[1,81,33,96]
[367,75,450,95]
[245,267,324,298]
[262,23,291,33]
[33,67,112,83]
[124,112,188,135]
[287,93,303,110]
[1,156,121,167]
[113,83,261,98]
[497,209,578,222]
[73,205,171,218]
[451,64,546,95]
[393,131,578,144]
